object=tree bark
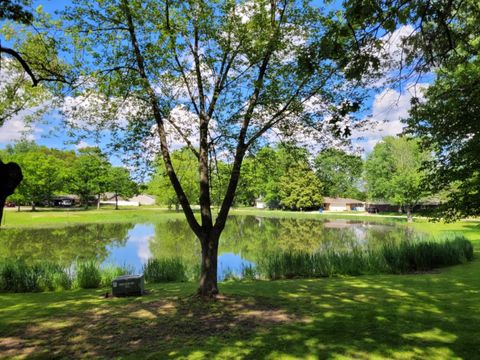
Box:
[97,194,101,210]
[31,202,36,211]
[115,194,119,210]
[197,230,220,296]
[0,196,6,227]
[406,205,413,223]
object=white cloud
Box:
[75,140,92,149]
[0,113,42,144]
[129,235,153,263]
[381,25,416,64]
[354,83,428,154]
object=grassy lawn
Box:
[1,208,479,359]
[1,262,479,359]
[0,207,186,228]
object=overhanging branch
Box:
[1,46,39,86]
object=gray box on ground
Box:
[112,274,144,296]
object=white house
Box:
[99,193,156,207]
[323,197,365,212]
[255,197,267,209]
[129,194,156,206]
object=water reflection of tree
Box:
[149,220,201,265]
[137,217,417,267]
[0,223,133,264]
[220,217,414,261]
[220,217,329,262]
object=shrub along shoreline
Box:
[0,235,473,293]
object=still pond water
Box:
[0,216,418,280]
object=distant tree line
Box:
[148,138,431,216]
[0,141,138,210]
[0,136,437,218]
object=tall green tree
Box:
[4,143,65,211]
[148,148,199,211]
[68,147,110,209]
[107,167,138,210]
[279,163,323,210]
[314,148,364,200]
[406,60,480,220]
[365,136,430,222]
[62,0,374,296]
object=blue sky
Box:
[0,0,431,163]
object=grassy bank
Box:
[1,208,480,358]
[0,207,186,228]
[1,259,480,359]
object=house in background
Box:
[51,195,79,207]
[255,196,267,209]
[99,193,156,207]
[323,197,365,212]
[129,194,156,206]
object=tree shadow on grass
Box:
[1,263,480,359]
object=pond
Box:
[0,216,417,280]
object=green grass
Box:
[1,209,480,358]
[1,261,480,359]
[143,258,188,283]
[0,207,187,228]
[258,236,474,279]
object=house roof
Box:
[323,197,365,205]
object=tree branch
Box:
[121,0,202,237]
[1,46,39,86]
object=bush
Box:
[76,260,101,289]
[143,258,187,283]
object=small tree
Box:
[148,148,199,211]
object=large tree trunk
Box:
[0,196,6,226]
[31,202,36,211]
[198,231,220,296]
[115,194,119,210]
[97,194,101,210]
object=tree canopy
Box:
[406,60,480,220]
[313,148,364,200]
[57,0,374,295]
[364,136,430,221]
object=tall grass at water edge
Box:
[143,258,188,283]
[0,260,132,293]
[258,235,474,280]
[0,260,72,292]
[0,235,474,292]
